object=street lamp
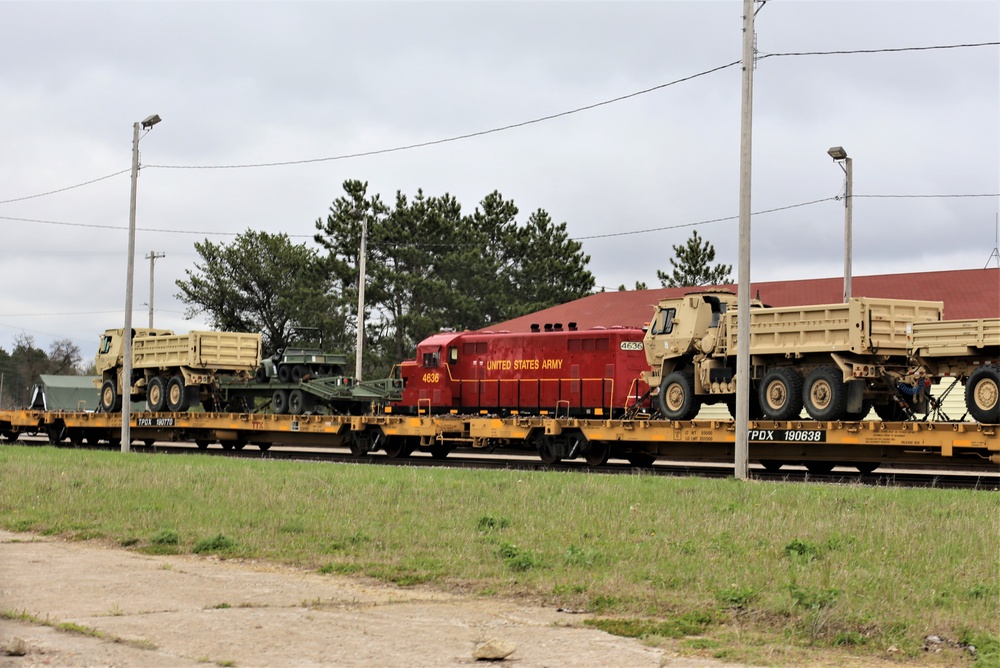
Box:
[827,145,853,302]
[121,114,161,453]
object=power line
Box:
[0,169,131,206]
[759,41,999,59]
[145,62,743,171]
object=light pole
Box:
[827,146,853,302]
[121,114,161,453]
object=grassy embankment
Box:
[0,445,997,666]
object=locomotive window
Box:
[463,343,476,355]
[449,347,458,364]
[422,351,440,368]
[595,338,609,351]
[653,308,676,335]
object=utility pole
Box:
[735,0,759,481]
[355,215,368,381]
[146,251,165,327]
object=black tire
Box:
[657,370,700,421]
[803,366,848,421]
[288,389,306,415]
[277,365,292,383]
[166,376,189,412]
[966,365,1000,423]
[147,376,168,412]
[272,390,289,415]
[254,366,269,383]
[758,367,804,420]
[291,365,308,382]
[100,379,122,413]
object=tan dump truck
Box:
[910,318,1000,423]
[95,328,262,413]
[642,291,944,422]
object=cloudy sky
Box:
[1,1,997,362]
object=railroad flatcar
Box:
[396,324,651,417]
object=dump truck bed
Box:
[132,331,262,371]
[911,318,1000,358]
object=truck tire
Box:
[166,376,189,412]
[147,376,168,412]
[966,365,1000,423]
[657,371,700,421]
[758,367,804,420]
[803,366,848,421]
[272,390,289,415]
[277,365,292,383]
[100,379,122,413]
[288,389,308,415]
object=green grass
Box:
[1,445,997,665]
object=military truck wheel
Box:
[166,376,189,412]
[100,380,122,413]
[758,368,803,420]
[147,376,168,412]
[277,365,292,383]
[291,365,308,382]
[803,366,848,421]
[288,389,307,415]
[657,371,700,420]
[966,365,1000,423]
[272,390,289,415]
[254,366,269,383]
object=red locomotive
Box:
[396,323,651,417]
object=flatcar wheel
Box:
[258,443,271,452]
[195,440,211,450]
[759,460,784,473]
[143,439,155,447]
[383,438,411,459]
[429,444,450,459]
[584,441,610,467]
[536,435,561,465]
[805,462,836,475]
[853,462,879,475]
[2,430,20,441]
[220,442,234,451]
[966,365,1000,423]
[627,453,656,467]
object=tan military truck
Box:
[95,328,262,413]
[642,291,943,421]
[910,318,1000,423]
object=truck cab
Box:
[643,291,739,384]
[94,328,174,377]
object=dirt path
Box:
[0,530,757,667]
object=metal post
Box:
[355,215,368,381]
[121,121,141,453]
[146,251,165,327]
[734,0,756,481]
[843,157,853,302]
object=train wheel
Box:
[627,453,656,467]
[220,442,234,451]
[584,441,610,467]
[805,462,836,475]
[2,430,20,441]
[853,462,879,474]
[966,365,1000,423]
[166,376,189,412]
[288,389,306,415]
[758,368,803,420]
[147,376,168,412]
[272,390,289,415]
[258,443,271,452]
[657,371,700,420]
[100,379,122,413]
[383,437,411,459]
[759,460,784,472]
[803,366,848,421]
[536,435,561,465]
[195,440,211,450]
[429,444,450,459]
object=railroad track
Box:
[8,435,998,490]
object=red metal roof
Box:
[486,268,1000,333]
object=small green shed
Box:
[28,375,101,412]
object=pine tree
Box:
[656,231,733,288]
